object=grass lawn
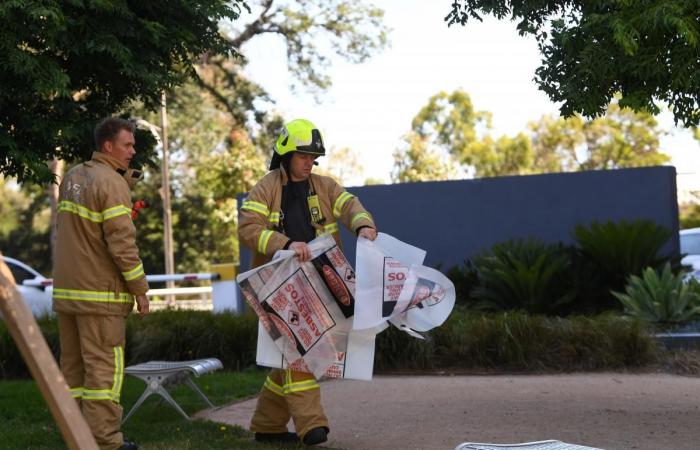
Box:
[0,369,311,450]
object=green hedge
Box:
[376,311,659,372]
[0,310,659,379]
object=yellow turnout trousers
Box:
[250,368,329,439]
[58,312,126,450]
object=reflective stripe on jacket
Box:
[239,168,375,269]
[52,152,149,316]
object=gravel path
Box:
[198,373,700,450]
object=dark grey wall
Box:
[238,166,680,272]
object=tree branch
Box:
[229,0,275,49]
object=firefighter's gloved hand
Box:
[358,227,377,241]
[135,294,149,317]
[289,241,311,262]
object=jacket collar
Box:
[91,151,127,171]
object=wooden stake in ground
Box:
[0,252,98,450]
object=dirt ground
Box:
[198,373,700,450]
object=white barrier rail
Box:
[22,272,241,313]
[23,273,220,287]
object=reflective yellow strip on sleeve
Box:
[316,222,339,236]
[257,230,274,254]
[269,212,281,225]
[53,288,133,304]
[351,212,373,229]
[102,204,131,221]
[333,192,355,218]
[242,200,270,217]
[58,201,131,223]
[263,376,285,396]
[69,387,84,399]
[122,263,145,281]
[58,201,103,223]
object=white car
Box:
[1,256,54,317]
[680,227,700,281]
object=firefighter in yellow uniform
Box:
[53,117,149,450]
[239,119,378,445]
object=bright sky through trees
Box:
[241,0,699,186]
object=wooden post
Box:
[160,91,176,306]
[0,253,98,450]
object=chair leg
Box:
[122,386,154,424]
[154,385,191,420]
[185,375,215,408]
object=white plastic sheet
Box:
[237,235,376,380]
[354,232,455,337]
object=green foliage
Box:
[444,220,680,315]
[127,311,259,372]
[445,1,700,127]
[394,89,670,182]
[0,1,245,184]
[570,219,679,312]
[1,309,658,379]
[391,131,457,182]
[613,264,700,325]
[680,203,700,230]
[0,312,259,379]
[469,239,577,315]
[573,219,676,296]
[527,101,670,171]
[0,181,51,274]
[0,371,268,450]
[376,310,658,372]
[446,259,480,308]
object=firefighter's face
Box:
[289,152,317,181]
[103,129,136,168]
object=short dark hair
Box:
[94,117,135,149]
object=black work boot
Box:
[254,431,299,444]
[119,439,138,450]
[302,427,329,446]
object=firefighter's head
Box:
[95,117,136,169]
[270,119,325,181]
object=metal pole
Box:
[160,91,176,305]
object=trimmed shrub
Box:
[0,311,259,379]
[377,310,659,372]
[469,239,577,316]
[613,264,700,326]
[572,219,678,312]
[1,310,660,379]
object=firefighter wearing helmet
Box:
[239,119,378,445]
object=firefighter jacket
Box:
[239,167,375,268]
[52,152,149,316]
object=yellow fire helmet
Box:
[275,119,325,157]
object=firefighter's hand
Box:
[289,241,311,262]
[358,227,378,241]
[135,294,149,317]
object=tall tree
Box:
[391,132,458,183]
[0,1,245,184]
[129,0,390,269]
[528,101,670,171]
[445,1,700,127]
[395,89,669,181]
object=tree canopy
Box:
[0,1,245,184]
[445,1,700,128]
[393,89,670,182]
